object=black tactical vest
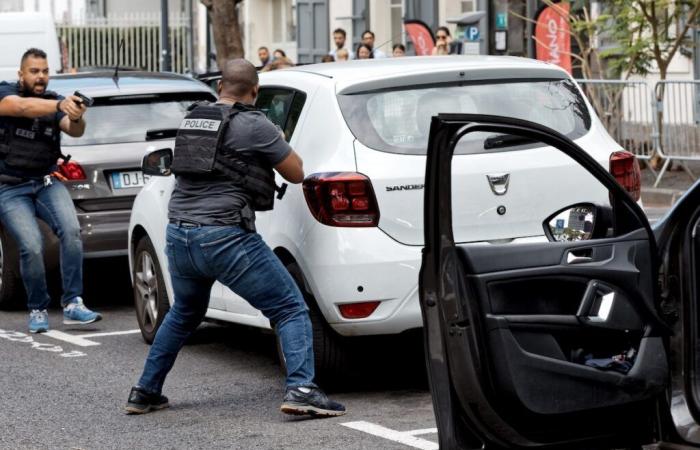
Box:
[0,89,62,174]
[171,102,284,211]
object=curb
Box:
[641,187,684,207]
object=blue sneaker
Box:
[29,309,49,334]
[63,297,102,325]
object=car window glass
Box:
[338,79,591,155]
[256,88,306,142]
[283,92,306,141]
[61,93,215,146]
[256,88,294,130]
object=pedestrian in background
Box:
[125,59,345,418]
[432,26,452,55]
[392,44,406,57]
[258,46,272,68]
[361,30,387,59]
[273,49,287,61]
[335,48,349,61]
[356,44,374,60]
[260,57,295,72]
[0,48,101,333]
[329,28,354,60]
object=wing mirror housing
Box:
[142,148,173,176]
[543,203,613,242]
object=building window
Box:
[390,0,404,46]
[461,0,476,13]
[272,0,296,43]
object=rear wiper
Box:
[146,128,178,141]
[483,134,537,150]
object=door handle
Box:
[567,253,593,264]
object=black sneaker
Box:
[280,386,346,417]
[124,386,170,415]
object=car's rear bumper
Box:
[77,210,130,258]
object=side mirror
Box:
[142,148,173,176]
[543,203,613,242]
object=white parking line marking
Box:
[44,330,101,347]
[406,428,438,436]
[0,329,86,358]
[80,329,141,338]
[341,421,439,450]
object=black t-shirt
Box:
[0,81,66,179]
[168,104,292,229]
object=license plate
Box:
[110,170,151,189]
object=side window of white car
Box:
[256,88,307,142]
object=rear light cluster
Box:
[303,172,380,227]
[58,161,87,181]
[609,151,641,202]
[338,301,380,319]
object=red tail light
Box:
[338,301,380,319]
[58,161,87,181]
[303,172,380,227]
[609,151,641,202]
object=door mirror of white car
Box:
[544,203,613,242]
[142,148,173,176]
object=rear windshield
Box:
[337,79,591,155]
[61,92,215,146]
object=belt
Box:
[169,219,202,228]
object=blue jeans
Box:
[0,178,83,310]
[137,223,316,394]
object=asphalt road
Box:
[0,259,437,450]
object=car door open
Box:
[420,114,671,449]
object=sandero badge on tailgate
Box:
[486,173,510,196]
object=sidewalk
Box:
[640,161,698,209]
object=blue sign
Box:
[555,219,565,232]
[466,26,480,41]
[496,12,508,30]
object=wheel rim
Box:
[135,250,159,333]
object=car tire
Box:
[0,225,25,310]
[133,236,170,344]
[281,262,351,387]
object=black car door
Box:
[420,114,675,449]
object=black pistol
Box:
[73,90,94,107]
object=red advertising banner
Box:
[534,2,572,74]
[404,20,435,56]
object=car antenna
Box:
[112,38,125,87]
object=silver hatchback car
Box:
[0,71,216,307]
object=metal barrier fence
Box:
[576,79,700,188]
[575,79,656,161]
[654,80,700,186]
[56,12,191,73]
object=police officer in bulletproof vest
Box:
[0,48,101,333]
[126,59,346,417]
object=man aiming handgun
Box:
[0,48,101,332]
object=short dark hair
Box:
[362,30,375,39]
[258,46,269,52]
[333,28,346,38]
[436,26,451,37]
[274,48,287,57]
[392,43,406,52]
[320,55,335,63]
[21,48,47,64]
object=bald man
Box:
[126,59,345,418]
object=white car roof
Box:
[281,55,570,95]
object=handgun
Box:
[73,90,94,107]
